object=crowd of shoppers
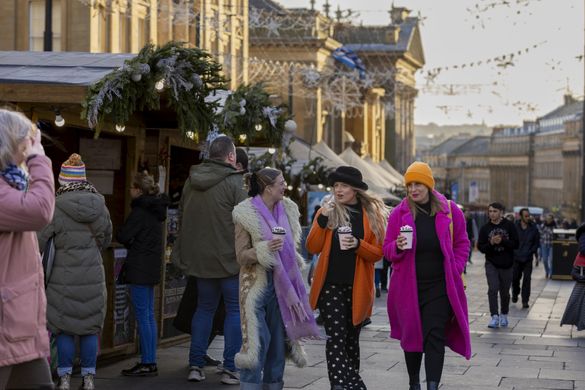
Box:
[5,105,585,390]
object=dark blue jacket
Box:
[514,221,540,263]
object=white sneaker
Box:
[220,368,240,385]
[56,374,71,390]
[500,314,509,327]
[81,374,95,390]
[188,366,206,382]
[488,314,500,328]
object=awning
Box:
[379,160,404,184]
[363,156,401,188]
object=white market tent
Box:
[363,156,402,188]
[379,160,404,184]
[338,148,399,201]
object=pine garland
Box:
[219,82,290,146]
[82,42,225,138]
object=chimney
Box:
[564,93,576,106]
[390,6,410,25]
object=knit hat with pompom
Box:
[59,153,86,183]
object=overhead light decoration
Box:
[268,147,276,154]
[155,79,165,91]
[115,124,125,132]
[255,124,263,131]
[318,184,324,190]
[287,185,293,191]
[54,111,65,127]
[186,131,196,140]
[239,134,247,143]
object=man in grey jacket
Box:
[173,136,247,384]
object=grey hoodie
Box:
[38,189,112,335]
[172,159,247,278]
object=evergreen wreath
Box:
[82,41,225,138]
[219,82,291,146]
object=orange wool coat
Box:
[306,208,384,326]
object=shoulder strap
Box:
[447,200,453,243]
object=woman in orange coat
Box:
[307,166,389,390]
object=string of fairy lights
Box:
[72,0,582,121]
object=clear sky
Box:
[277,0,584,126]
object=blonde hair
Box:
[407,190,443,219]
[133,171,160,195]
[0,109,34,170]
[326,188,390,243]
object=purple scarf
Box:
[251,195,321,341]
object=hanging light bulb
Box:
[287,185,293,191]
[255,124,263,131]
[115,124,125,132]
[326,186,332,192]
[268,147,276,154]
[54,111,65,127]
[238,134,247,143]
[155,79,165,91]
[318,184,324,190]
[186,131,196,140]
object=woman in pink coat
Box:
[383,162,470,390]
[0,110,55,389]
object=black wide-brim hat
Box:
[328,166,368,190]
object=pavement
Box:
[72,251,585,389]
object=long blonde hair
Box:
[407,190,443,220]
[326,189,390,243]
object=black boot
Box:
[409,384,421,390]
[427,381,439,390]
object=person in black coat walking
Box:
[512,208,540,309]
[117,172,169,376]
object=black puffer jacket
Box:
[117,194,169,285]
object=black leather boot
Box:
[409,384,421,390]
[427,381,439,390]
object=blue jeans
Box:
[130,285,157,364]
[190,274,241,371]
[240,272,286,390]
[541,244,552,277]
[56,333,98,377]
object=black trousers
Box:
[318,284,366,390]
[512,260,533,304]
[404,279,452,385]
[485,262,513,316]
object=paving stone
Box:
[501,377,574,389]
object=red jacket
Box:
[306,208,383,326]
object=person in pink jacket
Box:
[0,109,55,389]
[383,162,471,390]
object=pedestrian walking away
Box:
[171,136,247,384]
[38,153,113,390]
[307,166,389,390]
[0,110,55,390]
[512,208,540,309]
[477,202,519,329]
[117,171,169,377]
[560,223,585,330]
[232,168,321,390]
[538,214,556,279]
[464,209,479,270]
[384,162,471,390]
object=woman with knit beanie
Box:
[232,167,320,390]
[307,166,389,390]
[118,172,169,377]
[38,153,112,390]
[383,162,471,390]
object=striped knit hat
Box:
[59,153,86,183]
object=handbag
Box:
[41,236,55,287]
[571,265,585,283]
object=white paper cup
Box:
[338,231,353,250]
[272,232,285,241]
[401,231,413,249]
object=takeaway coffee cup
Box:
[272,226,286,241]
[338,226,353,250]
[400,225,413,249]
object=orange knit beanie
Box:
[404,161,435,190]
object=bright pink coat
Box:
[383,191,471,359]
[0,155,55,367]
